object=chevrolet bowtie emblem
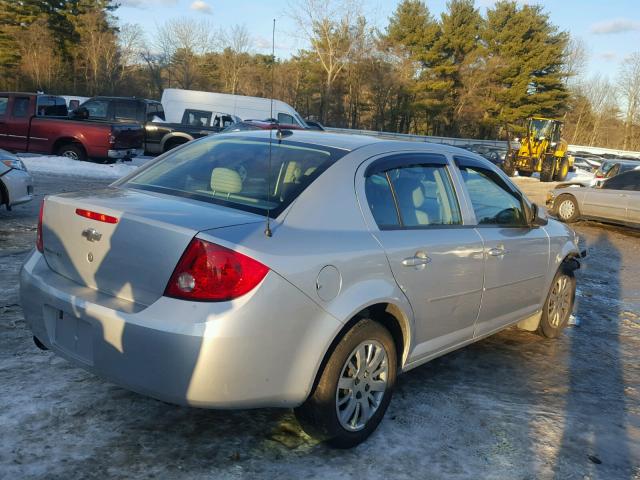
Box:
[81,228,102,242]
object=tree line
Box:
[1,0,639,150]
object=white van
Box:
[161,88,308,128]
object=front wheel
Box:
[554,157,569,181]
[294,319,397,448]
[538,268,576,338]
[555,194,580,223]
[540,156,555,182]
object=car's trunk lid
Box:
[41,187,262,306]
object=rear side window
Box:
[125,136,346,216]
[603,171,640,191]
[36,96,67,116]
[13,97,30,117]
[364,154,462,229]
[278,113,294,124]
[82,99,109,119]
[114,101,139,121]
[0,97,7,115]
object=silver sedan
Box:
[20,131,581,447]
[547,170,640,228]
[0,149,33,210]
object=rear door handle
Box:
[487,247,509,257]
[402,251,431,267]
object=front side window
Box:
[278,113,294,124]
[457,162,527,226]
[0,97,8,116]
[124,136,346,216]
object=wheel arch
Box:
[306,300,412,400]
[52,137,86,156]
[161,132,192,152]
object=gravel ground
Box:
[1,171,639,479]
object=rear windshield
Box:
[124,135,346,216]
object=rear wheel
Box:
[554,157,569,181]
[555,194,579,223]
[294,319,397,448]
[538,268,576,338]
[57,143,87,162]
[540,156,555,182]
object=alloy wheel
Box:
[335,340,388,432]
[548,274,572,327]
[61,151,79,161]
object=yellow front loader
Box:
[503,117,572,182]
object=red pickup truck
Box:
[0,93,143,162]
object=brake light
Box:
[36,199,44,253]
[165,239,269,301]
[108,133,116,145]
[75,208,118,224]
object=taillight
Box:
[165,239,269,301]
[108,133,116,145]
[36,199,44,253]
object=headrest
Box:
[211,168,242,194]
[394,178,424,208]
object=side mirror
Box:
[71,107,89,120]
[530,203,548,227]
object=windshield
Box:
[529,119,553,139]
[124,135,346,216]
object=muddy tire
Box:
[554,157,569,181]
[554,194,580,223]
[294,319,397,449]
[57,143,87,162]
[538,268,576,339]
[540,156,555,182]
[517,170,533,177]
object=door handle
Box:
[487,247,509,257]
[402,251,431,267]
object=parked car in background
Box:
[220,119,304,132]
[59,95,90,111]
[547,170,640,228]
[77,96,239,155]
[593,159,640,186]
[461,144,507,167]
[0,149,33,210]
[0,92,143,162]
[570,155,601,172]
[21,131,581,448]
[161,88,309,128]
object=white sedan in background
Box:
[0,149,33,211]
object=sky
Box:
[116,0,640,78]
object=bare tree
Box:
[563,36,588,86]
[218,24,252,94]
[617,52,640,150]
[288,0,361,123]
[15,18,61,92]
[582,74,617,146]
[155,18,216,89]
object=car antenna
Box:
[264,18,276,238]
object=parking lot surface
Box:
[1,172,639,479]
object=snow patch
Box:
[19,155,152,180]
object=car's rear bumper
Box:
[1,168,33,207]
[20,251,341,408]
[107,148,144,159]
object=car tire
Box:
[554,157,569,181]
[540,156,555,182]
[537,267,576,339]
[294,319,397,449]
[517,170,533,177]
[57,143,87,162]
[555,194,579,223]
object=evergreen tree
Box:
[484,0,569,129]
